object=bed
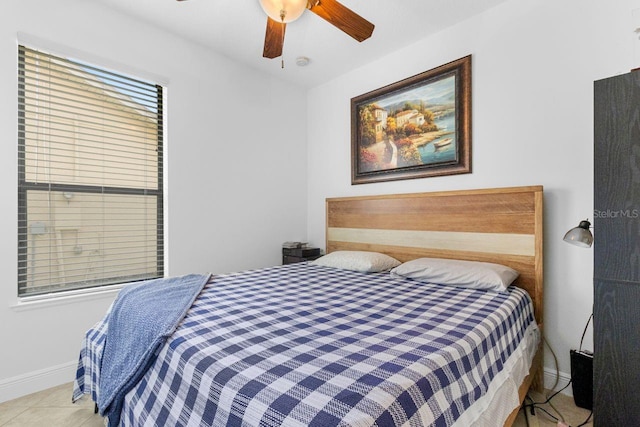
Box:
[73,185,544,426]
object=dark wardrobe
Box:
[593,71,640,425]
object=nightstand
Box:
[282,247,321,264]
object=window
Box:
[18,46,164,297]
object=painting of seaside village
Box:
[356,74,457,177]
[351,56,471,184]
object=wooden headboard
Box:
[326,186,544,324]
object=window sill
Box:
[11,285,123,312]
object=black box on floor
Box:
[570,349,593,410]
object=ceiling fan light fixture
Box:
[259,0,307,23]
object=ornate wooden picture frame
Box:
[351,55,471,184]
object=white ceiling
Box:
[95,0,510,88]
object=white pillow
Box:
[390,257,519,292]
[311,251,401,273]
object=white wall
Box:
[307,0,638,385]
[0,0,307,402]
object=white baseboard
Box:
[543,367,572,396]
[0,360,77,404]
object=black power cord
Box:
[573,313,593,427]
[525,387,593,426]
[523,313,594,426]
[523,378,572,411]
[576,410,593,427]
[578,313,592,353]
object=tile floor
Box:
[0,383,102,427]
[0,382,592,426]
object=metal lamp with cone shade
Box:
[563,219,594,248]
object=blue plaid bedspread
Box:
[74,262,537,426]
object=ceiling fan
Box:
[177,0,374,60]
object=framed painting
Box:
[351,55,471,184]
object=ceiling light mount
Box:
[296,56,310,66]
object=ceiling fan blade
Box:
[309,0,374,42]
[263,17,286,59]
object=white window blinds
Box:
[18,45,164,297]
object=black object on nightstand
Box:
[282,247,321,264]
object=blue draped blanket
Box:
[97,273,212,427]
